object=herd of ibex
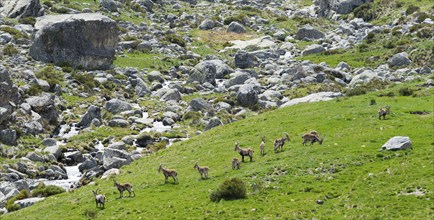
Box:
[91,107,389,208]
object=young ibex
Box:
[158,163,178,184]
[92,189,105,208]
[302,131,324,146]
[259,135,266,156]
[378,106,390,120]
[193,162,209,179]
[274,132,290,152]
[234,142,254,162]
[232,157,241,170]
[113,179,135,198]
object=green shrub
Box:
[36,66,64,91]
[415,12,429,23]
[399,87,413,96]
[275,16,288,22]
[223,14,246,25]
[345,87,367,97]
[5,189,30,212]
[5,201,20,212]
[210,178,247,202]
[43,1,53,7]
[3,44,18,56]
[165,34,186,47]
[416,27,433,39]
[123,35,138,41]
[52,7,69,14]
[406,5,420,15]
[19,17,36,25]
[32,183,65,197]
[149,140,168,152]
[72,72,99,92]
[353,3,376,22]
[1,26,28,40]
[357,43,369,52]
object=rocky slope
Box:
[0,0,432,214]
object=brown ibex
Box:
[302,131,324,146]
[274,132,290,152]
[113,179,135,198]
[234,142,254,162]
[232,157,241,170]
[193,162,209,179]
[378,106,390,120]
[92,189,105,208]
[259,135,266,156]
[158,163,178,184]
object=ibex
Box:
[302,131,324,146]
[274,132,290,152]
[232,157,241,170]
[193,162,209,179]
[259,135,266,156]
[378,106,390,120]
[113,179,135,198]
[92,189,105,208]
[158,163,178,184]
[234,142,254,162]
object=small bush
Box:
[223,14,246,25]
[415,12,429,23]
[406,5,420,15]
[36,66,64,91]
[84,209,97,218]
[354,3,376,22]
[165,34,186,47]
[43,1,53,7]
[3,44,19,56]
[210,178,247,202]
[370,99,376,105]
[345,87,367,97]
[19,17,36,25]
[416,27,433,39]
[399,87,413,96]
[1,26,28,40]
[32,183,65,197]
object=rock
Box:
[237,84,259,107]
[43,144,61,160]
[0,65,20,125]
[108,118,130,127]
[227,21,246,33]
[135,78,149,97]
[108,142,127,150]
[381,136,412,151]
[295,25,325,41]
[101,168,120,179]
[99,0,121,12]
[280,92,343,108]
[224,71,251,88]
[234,51,257,69]
[14,197,45,209]
[42,138,56,147]
[136,134,154,148]
[187,61,217,85]
[147,71,164,83]
[190,98,212,111]
[104,99,132,114]
[302,44,326,56]
[0,0,44,18]
[78,155,98,173]
[25,92,58,124]
[102,148,132,170]
[199,19,215,30]
[204,117,222,131]
[25,152,45,163]
[388,52,411,67]
[121,136,134,145]
[159,88,181,102]
[29,13,118,70]
[0,129,17,145]
[314,0,372,16]
[65,151,85,164]
[78,105,101,128]
[348,69,381,87]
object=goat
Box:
[259,135,266,156]
[274,132,290,152]
[92,189,105,208]
[193,162,209,179]
[113,179,135,198]
[378,106,390,120]
[232,157,241,170]
[234,142,254,162]
[302,132,324,146]
[158,163,178,183]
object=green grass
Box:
[113,52,182,71]
[3,82,432,219]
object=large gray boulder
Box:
[302,44,326,56]
[227,22,246,33]
[25,92,59,124]
[104,99,132,114]
[314,0,372,17]
[14,197,45,209]
[29,13,118,70]
[199,19,215,30]
[188,61,217,85]
[99,0,121,12]
[234,50,257,69]
[204,117,222,131]
[0,65,20,126]
[78,105,101,128]
[224,71,251,88]
[388,52,411,67]
[103,148,132,170]
[0,129,17,145]
[381,136,412,151]
[0,0,44,18]
[295,25,325,41]
[237,84,259,107]
[78,155,98,173]
[190,98,212,111]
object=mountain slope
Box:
[2,83,433,219]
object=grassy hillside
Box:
[2,82,433,219]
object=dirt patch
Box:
[409,111,431,115]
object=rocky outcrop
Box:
[0,65,20,127]
[314,0,373,17]
[29,13,118,70]
[0,0,44,18]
